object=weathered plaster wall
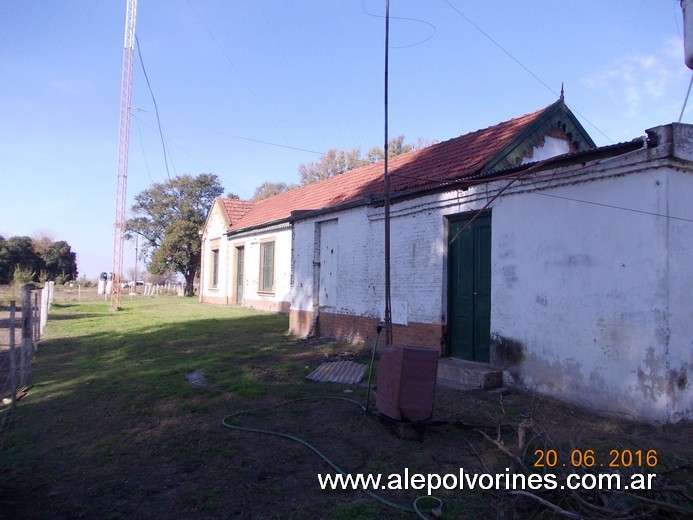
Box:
[230,226,292,312]
[200,202,232,304]
[491,167,691,423]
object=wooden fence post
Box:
[8,301,17,410]
[40,286,48,335]
[20,284,33,388]
[33,290,40,348]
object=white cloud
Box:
[575,35,693,143]
[583,44,685,119]
[665,36,685,62]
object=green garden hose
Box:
[364,324,383,413]
[221,327,442,517]
[221,396,442,518]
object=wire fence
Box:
[95,281,189,299]
[0,282,54,449]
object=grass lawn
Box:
[0,293,690,519]
[0,296,379,518]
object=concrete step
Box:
[437,358,502,389]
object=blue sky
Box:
[1,1,690,280]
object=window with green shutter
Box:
[211,249,219,289]
[259,241,275,293]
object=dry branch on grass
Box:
[473,417,692,519]
[506,490,581,519]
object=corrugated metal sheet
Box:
[307,360,367,384]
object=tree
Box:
[139,270,177,285]
[128,268,176,285]
[44,241,78,282]
[0,236,7,284]
[298,148,363,185]
[0,235,79,285]
[297,136,436,185]
[252,181,295,201]
[0,236,43,284]
[31,231,56,259]
[126,173,224,296]
[364,135,438,163]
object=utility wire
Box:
[679,73,693,122]
[361,0,437,49]
[133,113,153,183]
[214,133,324,156]
[531,191,693,223]
[443,1,556,95]
[442,0,613,144]
[185,0,296,158]
[132,114,324,163]
[135,35,172,182]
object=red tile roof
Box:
[217,198,254,231]
[227,103,559,233]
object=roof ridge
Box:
[462,103,554,137]
[217,197,255,230]
[371,103,557,169]
[225,101,575,233]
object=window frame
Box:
[210,247,220,289]
[258,239,275,294]
[233,244,245,305]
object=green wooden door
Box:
[448,213,492,362]
[235,246,244,305]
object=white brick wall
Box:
[291,207,383,320]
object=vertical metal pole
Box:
[383,0,393,345]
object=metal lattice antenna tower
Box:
[111,0,137,311]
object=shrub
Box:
[12,266,36,285]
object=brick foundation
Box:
[244,299,290,314]
[289,309,444,353]
[200,294,289,313]
[289,309,314,336]
[200,293,228,305]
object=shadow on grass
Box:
[46,313,105,321]
[36,310,310,399]
[5,301,690,520]
[0,301,378,519]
